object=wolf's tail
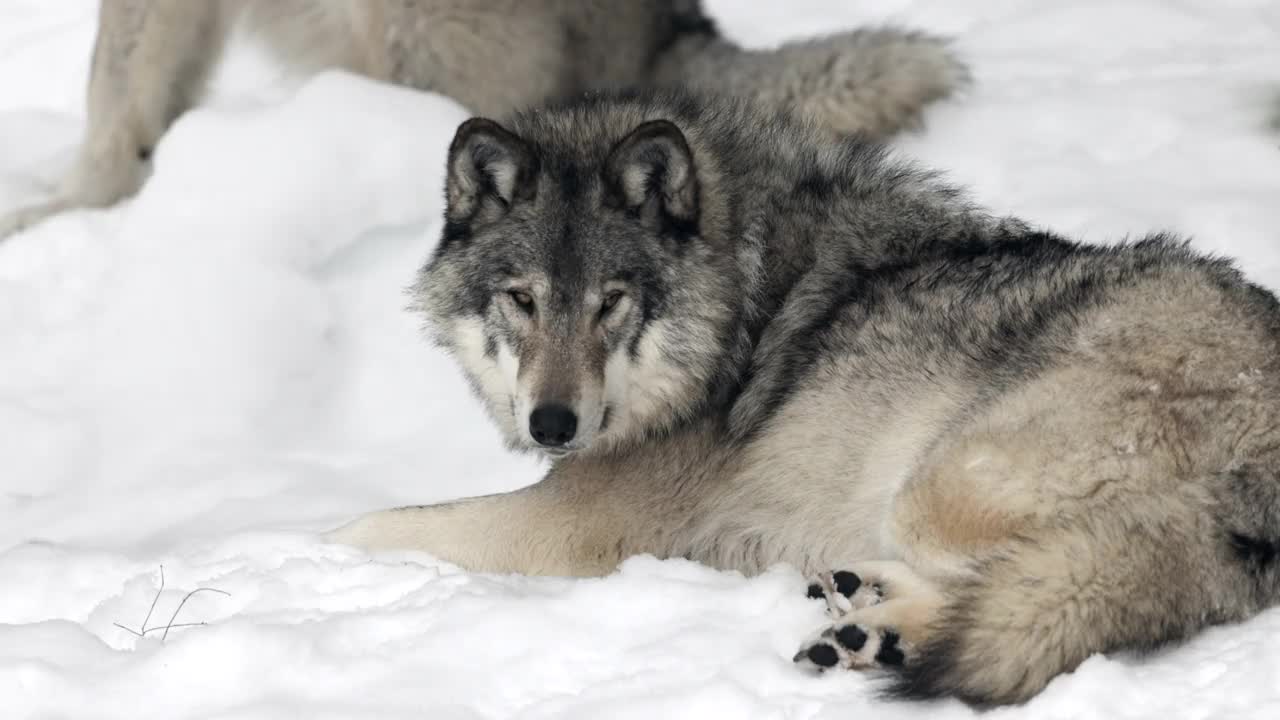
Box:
[652,25,968,139]
[887,465,1280,707]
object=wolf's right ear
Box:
[446,118,537,223]
[605,120,699,235]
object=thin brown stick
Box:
[113,566,230,643]
[140,565,165,633]
[113,621,209,637]
[161,587,232,642]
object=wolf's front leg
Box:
[327,476,636,577]
[2,2,234,239]
[331,424,727,576]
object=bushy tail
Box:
[652,27,969,139]
[889,513,1255,706]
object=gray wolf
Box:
[330,90,1280,706]
[0,0,965,239]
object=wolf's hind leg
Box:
[795,561,944,671]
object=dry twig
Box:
[113,565,231,642]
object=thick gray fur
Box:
[333,91,1280,706]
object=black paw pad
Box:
[806,643,839,668]
[835,625,868,651]
[832,570,861,597]
[806,583,824,600]
[874,630,905,666]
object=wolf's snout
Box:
[530,405,578,447]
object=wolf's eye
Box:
[600,290,625,317]
[508,290,535,314]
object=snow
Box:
[2,1,1279,717]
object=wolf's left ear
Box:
[605,120,699,233]
[446,118,537,223]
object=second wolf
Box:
[0,0,964,239]
[333,91,1280,706]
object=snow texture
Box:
[2,1,1279,718]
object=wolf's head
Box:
[414,107,742,457]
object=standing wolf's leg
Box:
[327,477,645,577]
[73,1,233,206]
[1,1,234,238]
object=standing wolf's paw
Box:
[794,561,944,674]
[0,194,85,241]
[0,202,55,240]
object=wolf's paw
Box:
[794,615,908,670]
[805,568,883,619]
[795,561,943,674]
[0,198,72,241]
[0,205,42,240]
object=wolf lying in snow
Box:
[0,0,964,239]
[332,90,1280,705]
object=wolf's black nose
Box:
[530,404,577,447]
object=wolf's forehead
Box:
[540,244,608,299]
[514,231,631,300]
[537,154,605,203]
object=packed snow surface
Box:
[2,1,1280,718]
